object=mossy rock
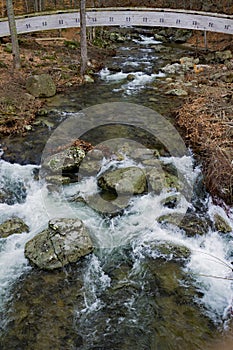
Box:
[3,43,12,53]
[25,218,93,270]
[25,74,56,98]
[43,146,85,173]
[214,213,232,233]
[157,212,210,236]
[45,175,71,185]
[0,217,29,238]
[98,166,147,195]
[144,241,191,262]
[64,40,79,49]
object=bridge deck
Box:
[0,8,232,37]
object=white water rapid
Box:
[0,150,233,327]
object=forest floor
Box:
[0,29,115,134]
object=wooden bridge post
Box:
[204,30,208,50]
[80,0,88,76]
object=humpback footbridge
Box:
[0,8,232,37]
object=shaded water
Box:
[0,34,233,349]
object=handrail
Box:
[0,8,232,37]
[0,8,233,21]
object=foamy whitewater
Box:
[0,151,233,327]
[99,34,165,95]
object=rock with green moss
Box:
[173,29,192,43]
[45,175,71,185]
[214,213,232,233]
[109,32,126,42]
[98,167,147,195]
[25,218,93,270]
[143,241,191,263]
[157,212,210,236]
[4,43,12,53]
[0,217,29,238]
[43,146,85,173]
[26,74,56,98]
[164,172,183,191]
[215,50,232,63]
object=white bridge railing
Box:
[0,8,232,37]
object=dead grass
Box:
[177,69,233,205]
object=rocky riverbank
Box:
[0,28,115,135]
[177,61,233,206]
[0,28,232,205]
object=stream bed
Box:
[0,33,233,349]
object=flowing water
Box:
[0,33,233,349]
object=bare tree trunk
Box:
[35,0,39,12]
[80,0,87,76]
[6,0,21,69]
[24,0,29,13]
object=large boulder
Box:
[26,74,56,98]
[0,217,29,238]
[97,166,147,195]
[25,218,93,270]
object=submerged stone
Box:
[0,179,27,205]
[150,241,191,262]
[85,194,130,217]
[25,218,93,270]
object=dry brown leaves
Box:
[177,79,233,204]
[0,71,42,135]
[50,139,94,155]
